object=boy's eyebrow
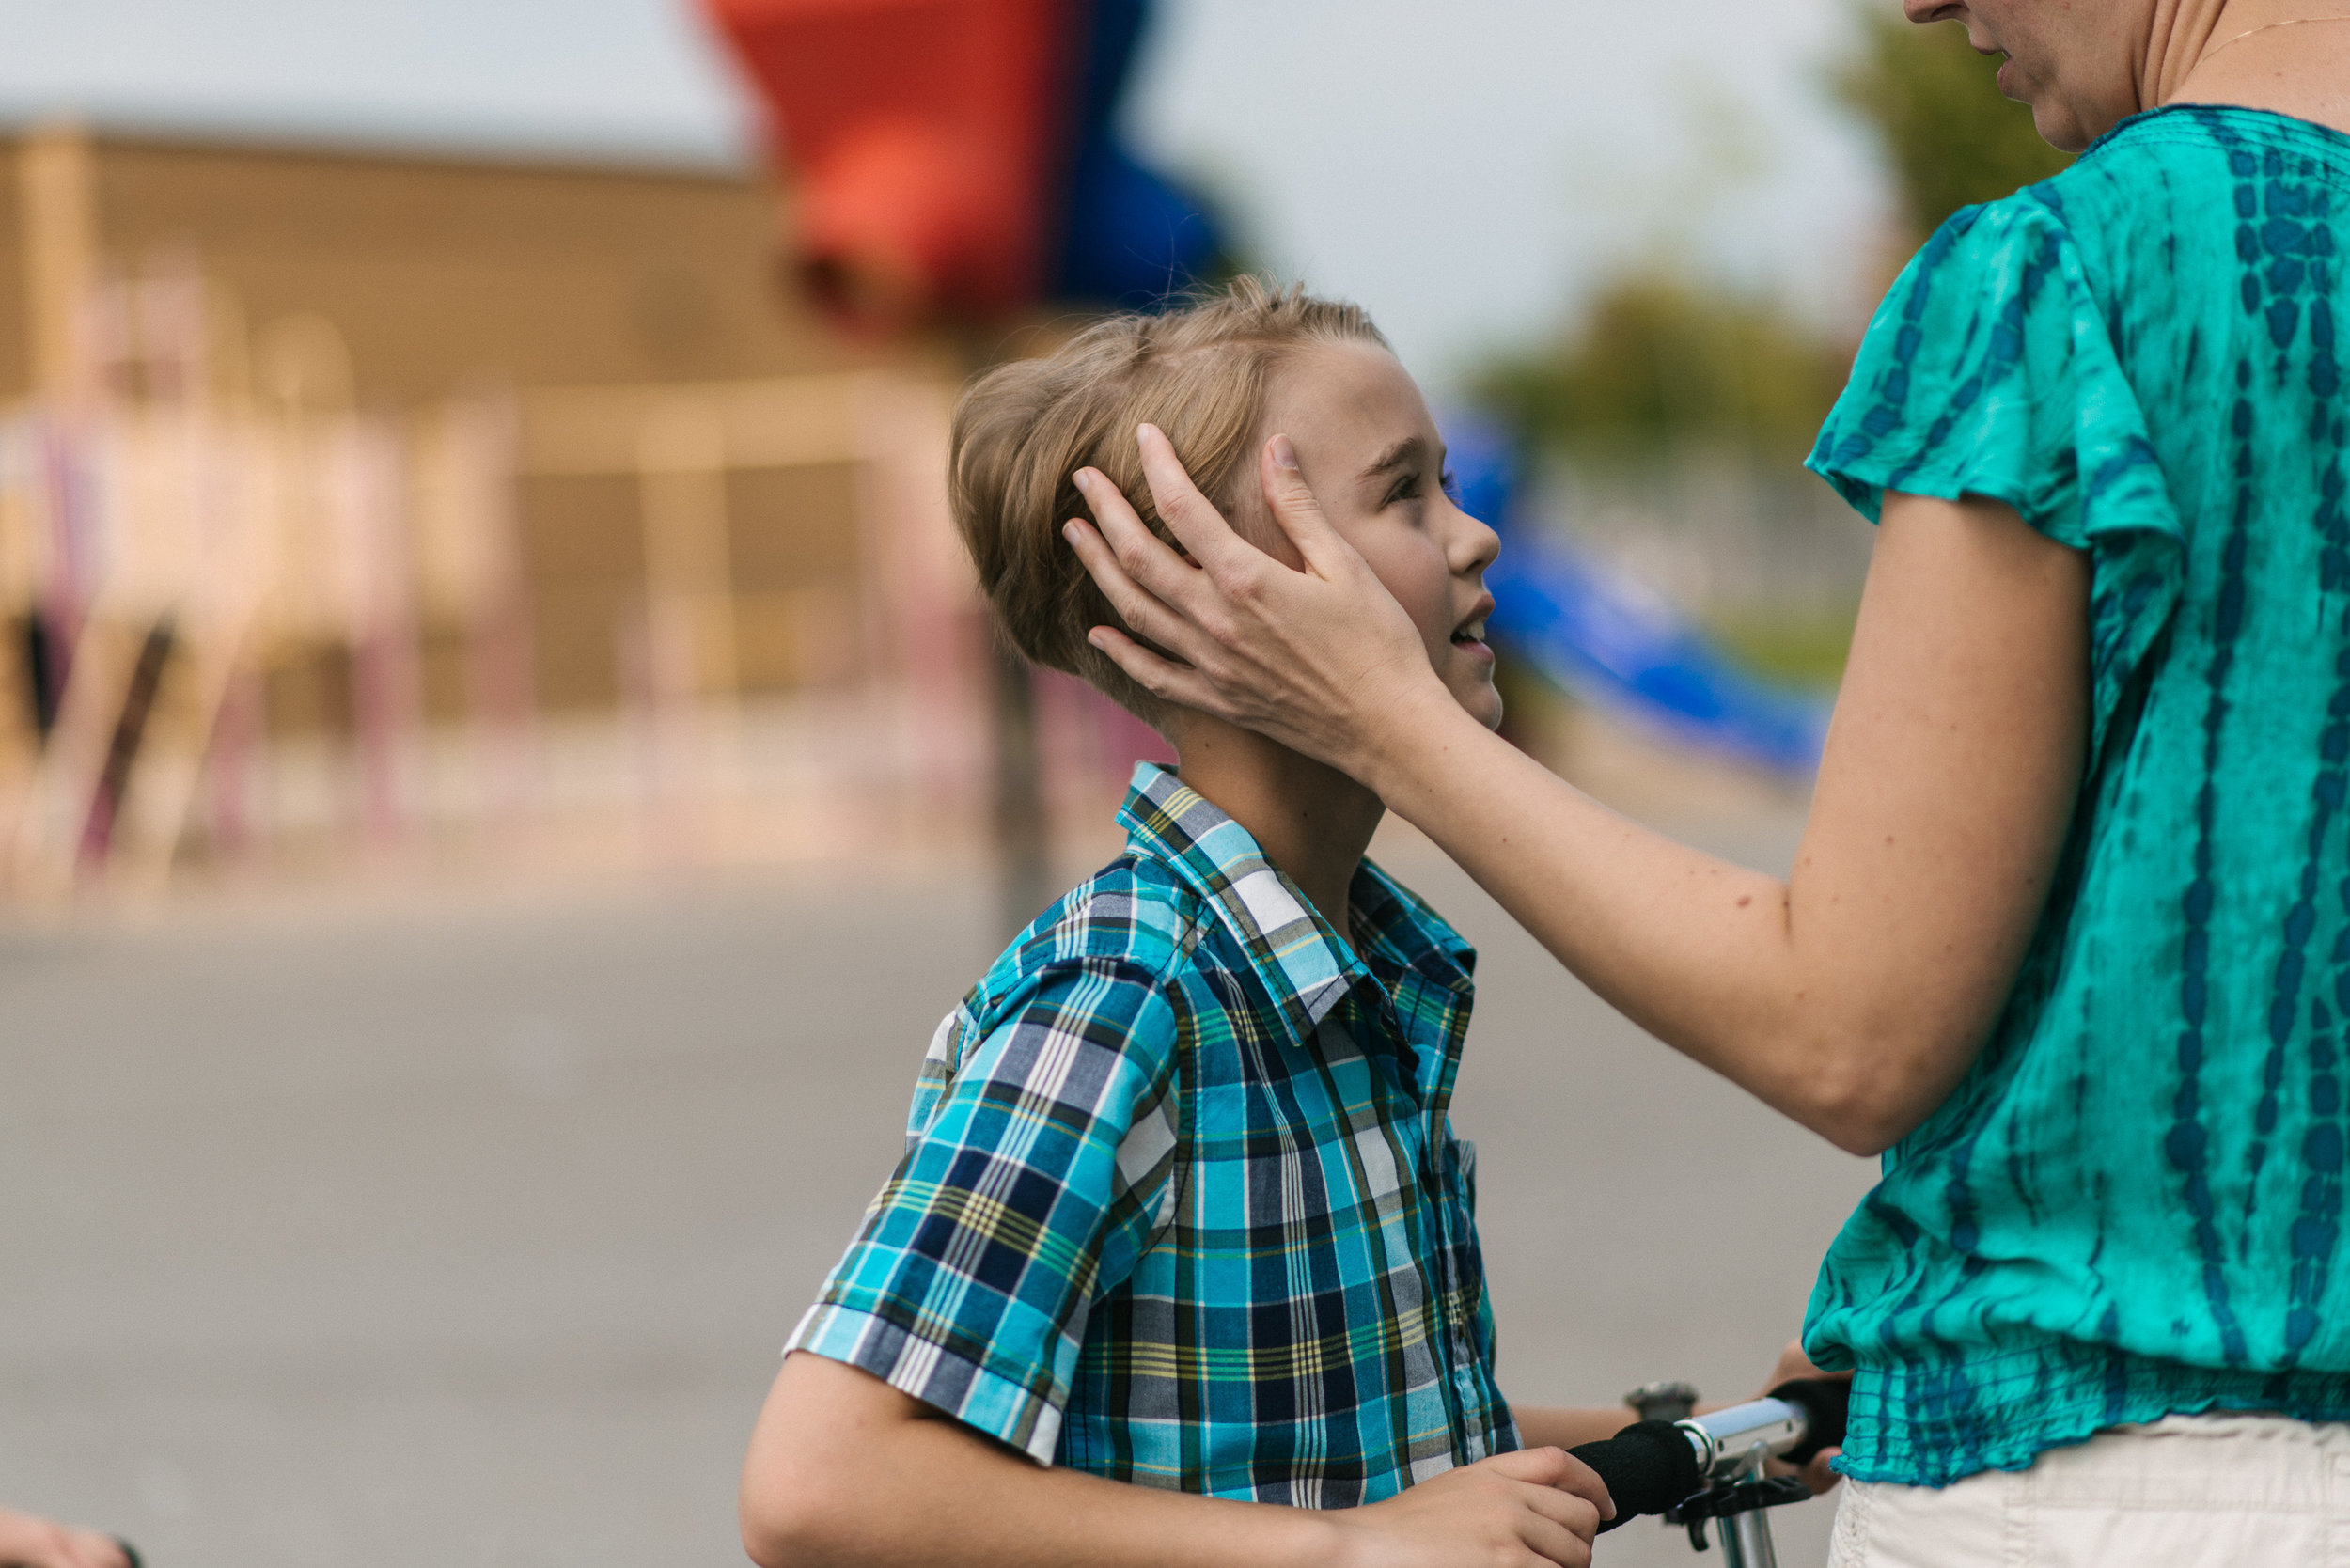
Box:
[1358,436,1426,479]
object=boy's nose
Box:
[1454,511,1502,575]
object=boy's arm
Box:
[742,1352,1612,1568]
[1510,1407,1637,1450]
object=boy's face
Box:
[1250,341,1504,731]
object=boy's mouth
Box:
[1449,604,1494,660]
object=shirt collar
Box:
[1114,762,1475,1038]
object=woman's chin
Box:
[2029,94,2098,154]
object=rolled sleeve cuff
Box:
[784,1300,1065,1466]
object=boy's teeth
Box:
[1456,619,1486,641]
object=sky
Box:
[0,0,1897,391]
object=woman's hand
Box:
[1064,425,1446,782]
[1754,1340,1847,1497]
[0,1505,130,1568]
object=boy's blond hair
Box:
[949,277,1385,724]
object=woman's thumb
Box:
[1261,434,1348,566]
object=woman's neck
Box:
[2156,0,2350,133]
[1167,713,1385,951]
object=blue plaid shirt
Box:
[789,763,1516,1505]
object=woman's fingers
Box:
[1258,433,1360,580]
[1060,517,1226,671]
[1136,423,1271,583]
[1084,625,1230,716]
[1070,465,1206,612]
[1062,487,1220,665]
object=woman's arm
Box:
[741,1353,1611,1568]
[1066,435,2089,1154]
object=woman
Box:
[1062,2,2350,1562]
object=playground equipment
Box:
[0,119,1164,905]
[0,347,982,900]
[1445,416,1833,776]
[699,0,1223,326]
[0,119,1070,903]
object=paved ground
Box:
[1,808,1875,1568]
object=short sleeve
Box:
[1808,194,2186,754]
[786,957,1183,1465]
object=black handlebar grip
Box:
[1565,1419,1702,1533]
[1768,1377,1851,1468]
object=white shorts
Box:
[1826,1413,2350,1568]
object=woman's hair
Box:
[949,276,1386,724]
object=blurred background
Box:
[0,3,2065,1564]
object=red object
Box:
[701,0,1076,326]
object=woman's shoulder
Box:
[1962,105,2350,260]
[1879,103,2349,337]
[2081,102,2350,177]
[1811,133,2194,547]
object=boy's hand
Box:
[1329,1447,1610,1568]
[1756,1340,1848,1497]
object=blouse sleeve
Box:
[1808,194,2186,754]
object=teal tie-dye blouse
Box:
[1804,105,2350,1486]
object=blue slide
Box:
[1445,418,1832,776]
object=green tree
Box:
[1476,8,2072,466]
[1831,8,2072,239]
[1474,276,1846,464]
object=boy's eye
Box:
[1386,471,1422,507]
[1440,466,1460,504]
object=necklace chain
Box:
[2201,12,2350,66]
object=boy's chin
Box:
[1450,684,1505,732]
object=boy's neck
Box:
[1166,713,1385,950]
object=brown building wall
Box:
[515,463,868,713]
[3,129,921,726]
[520,472,648,713]
[0,151,25,399]
[74,133,855,399]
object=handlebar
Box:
[1567,1377,1849,1533]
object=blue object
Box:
[1442,413,1831,775]
[1051,0,1224,308]
[1486,535,1829,774]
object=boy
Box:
[740,281,1744,1568]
